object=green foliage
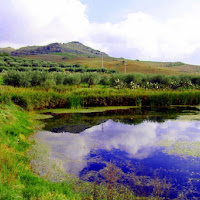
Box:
[54,73,65,85]
[100,75,110,85]
[81,73,100,86]
[0,56,119,76]
[3,69,200,91]
[0,61,8,66]
[0,75,4,85]
[1,86,199,110]
[167,61,185,67]
[69,95,82,108]
[64,74,81,85]
[42,79,56,91]
[0,52,9,56]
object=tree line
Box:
[3,71,200,89]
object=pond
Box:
[33,106,200,199]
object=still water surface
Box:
[34,107,200,198]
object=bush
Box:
[64,74,81,85]
[54,73,65,85]
[81,73,100,86]
[100,75,110,85]
[42,79,56,91]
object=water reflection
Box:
[35,119,200,175]
[34,107,200,198]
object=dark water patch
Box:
[41,106,196,133]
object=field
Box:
[22,54,200,75]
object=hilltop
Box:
[11,41,108,57]
[0,47,16,55]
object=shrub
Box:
[54,73,65,85]
[100,75,110,85]
[63,74,81,85]
[81,73,100,87]
[42,79,56,91]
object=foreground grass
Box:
[0,103,90,200]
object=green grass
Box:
[0,103,92,200]
[0,75,4,85]
[51,52,96,59]
[1,85,200,111]
[40,106,136,114]
[51,52,75,58]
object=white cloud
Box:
[0,0,89,45]
[87,11,200,63]
[1,0,200,64]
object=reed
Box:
[1,86,200,110]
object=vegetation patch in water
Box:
[40,106,136,114]
[159,140,200,157]
[177,112,200,121]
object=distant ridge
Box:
[11,41,108,57]
[0,47,16,55]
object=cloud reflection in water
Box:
[34,119,200,176]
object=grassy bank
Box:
[0,85,200,110]
[0,103,92,200]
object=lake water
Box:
[33,107,200,199]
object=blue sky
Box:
[81,0,180,23]
[1,0,200,64]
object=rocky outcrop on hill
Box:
[11,41,108,57]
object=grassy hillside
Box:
[0,47,15,55]
[2,41,200,74]
[22,54,200,75]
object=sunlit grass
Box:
[0,103,91,199]
[0,85,200,110]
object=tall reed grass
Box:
[1,86,200,110]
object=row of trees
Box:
[3,71,200,90]
[0,66,117,74]
[0,56,118,74]
[3,71,108,88]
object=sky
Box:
[1,0,200,64]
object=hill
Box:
[11,41,108,57]
[21,54,200,75]
[1,41,199,75]
[0,47,16,55]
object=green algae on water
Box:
[159,140,200,157]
